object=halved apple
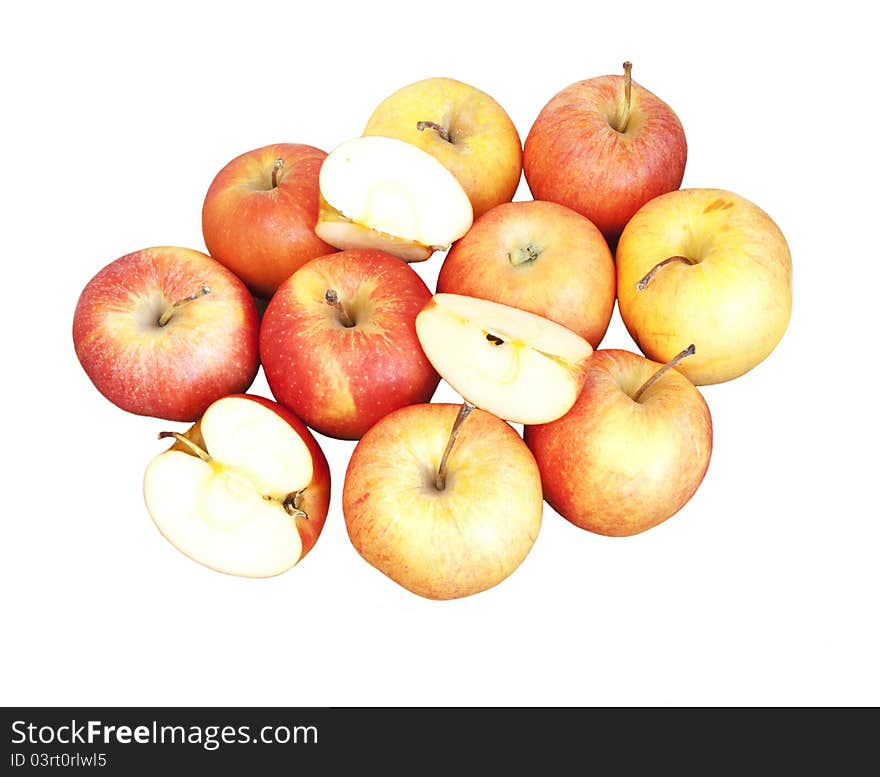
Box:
[143,394,331,578]
[315,136,473,262]
[415,293,592,424]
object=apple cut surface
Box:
[415,293,592,424]
[316,136,473,261]
[143,395,324,578]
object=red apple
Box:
[144,394,331,577]
[202,143,337,299]
[524,348,712,537]
[260,249,440,440]
[72,246,260,422]
[523,62,687,246]
[437,200,615,347]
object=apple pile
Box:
[72,63,792,599]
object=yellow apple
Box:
[616,188,792,385]
[343,402,543,599]
[363,76,523,219]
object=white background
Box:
[2,0,877,707]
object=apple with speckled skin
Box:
[615,187,793,385]
[259,248,440,440]
[202,143,336,299]
[524,62,687,246]
[437,199,615,347]
[343,402,543,600]
[524,348,712,537]
[72,246,260,422]
[363,76,523,219]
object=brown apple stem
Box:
[271,158,284,188]
[617,60,634,133]
[636,256,694,291]
[435,402,474,492]
[324,289,355,327]
[632,344,696,403]
[416,120,451,144]
[157,284,211,327]
[157,431,212,462]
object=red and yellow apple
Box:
[523,62,687,245]
[201,142,336,300]
[144,394,330,578]
[72,246,260,422]
[315,135,473,262]
[363,76,523,219]
[415,293,592,425]
[524,348,712,537]
[260,248,440,440]
[343,402,543,600]
[616,188,793,385]
[437,200,615,347]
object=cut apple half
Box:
[416,293,593,424]
[143,395,317,578]
[316,136,473,262]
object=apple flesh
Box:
[201,143,337,299]
[72,246,260,422]
[143,394,331,578]
[315,135,473,262]
[437,199,616,347]
[415,293,592,425]
[343,402,543,600]
[616,188,793,385]
[363,76,523,219]
[260,249,440,440]
[524,349,712,537]
[523,62,687,246]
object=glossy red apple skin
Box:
[437,199,616,347]
[72,246,260,422]
[523,72,687,245]
[202,143,336,299]
[259,249,440,440]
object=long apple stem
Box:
[632,344,696,402]
[324,289,355,327]
[157,284,211,327]
[158,431,212,462]
[416,120,451,144]
[636,256,694,291]
[435,402,474,492]
[619,61,633,133]
[271,158,284,188]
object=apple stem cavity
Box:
[636,255,695,291]
[632,344,696,403]
[271,158,284,189]
[509,242,542,267]
[157,431,212,462]
[324,289,356,328]
[157,284,211,327]
[435,402,474,492]
[283,489,308,520]
[416,120,452,144]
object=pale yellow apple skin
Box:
[363,77,523,219]
[616,188,792,385]
[524,350,712,537]
[343,403,543,600]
